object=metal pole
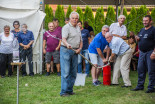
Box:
[17,66,19,104]
[115,0,119,22]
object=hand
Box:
[24,45,30,49]
[150,52,155,60]
[66,43,72,49]
[102,59,108,63]
[43,49,46,54]
[109,56,114,62]
[75,48,81,54]
[135,36,140,41]
[23,45,27,50]
[55,47,59,51]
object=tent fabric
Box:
[0,0,45,74]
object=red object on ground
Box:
[103,65,111,85]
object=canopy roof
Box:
[44,0,155,5]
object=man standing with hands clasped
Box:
[60,11,83,97]
[131,15,155,93]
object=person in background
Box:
[51,18,62,75]
[110,15,127,40]
[0,25,15,78]
[88,25,110,86]
[84,21,95,41]
[131,15,155,93]
[18,24,34,76]
[105,32,133,87]
[60,12,83,96]
[77,21,91,76]
[65,18,69,24]
[43,22,61,76]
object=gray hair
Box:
[69,11,79,19]
[21,24,27,28]
[105,32,113,37]
[118,15,126,19]
[102,25,109,31]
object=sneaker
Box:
[145,89,155,93]
[131,88,144,91]
[57,72,61,76]
[92,81,99,86]
[97,80,102,84]
[61,93,70,97]
[45,72,50,76]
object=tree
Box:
[151,8,155,26]
[66,5,73,18]
[76,6,83,22]
[55,5,65,27]
[94,7,105,34]
[136,5,148,33]
[127,7,137,34]
[105,6,115,26]
[45,4,53,30]
[83,6,95,30]
[61,5,65,20]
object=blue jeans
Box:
[136,50,155,90]
[78,49,90,75]
[60,46,78,95]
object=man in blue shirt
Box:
[88,25,110,86]
[77,21,91,76]
[105,32,132,87]
[18,24,34,76]
[131,15,155,93]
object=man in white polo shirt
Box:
[105,32,132,87]
[110,15,127,40]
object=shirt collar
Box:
[69,22,78,28]
[21,30,28,34]
[117,22,124,28]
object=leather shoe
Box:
[68,92,75,95]
[61,93,70,97]
[145,90,155,93]
[111,84,119,86]
[121,85,131,88]
[131,88,144,91]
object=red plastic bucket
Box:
[103,65,111,85]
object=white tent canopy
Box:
[0,0,45,74]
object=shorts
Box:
[88,52,104,67]
[45,51,60,63]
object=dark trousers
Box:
[20,47,34,75]
[137,50,155,90]
[0,53,13,76]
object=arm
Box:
[109,53,116,62]
[106,47,110,61]
[88,37,91,44]
[121,36,127,40]
[43,40,46,54]
[62,37,72,49]
[75,40,83,54]
[56,40,61,51]
[97,48,107,63]
[150,48,155,60]
[113,34,127,40]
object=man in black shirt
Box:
[131,15,155,93]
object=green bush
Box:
[105,6,115,26]
[55,5,65,27]
[76,6,83,22]
[66,5,73,18]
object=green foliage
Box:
[66,5,73,18]
[61,5,65,19]
[83,6,95,30]
[136,5,148,33]
[151,8,155,26]
[45,4,53,30]
[55,5,65,27]
[94,7,105,34]
[105,6,115,26]
[76,6,83,22]
[127,7,137,34]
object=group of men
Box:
[59,11,155,97]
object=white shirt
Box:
[110,22,127,37]
[0,32,15,54]
[109,37,130,55]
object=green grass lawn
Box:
[0,71,155,104]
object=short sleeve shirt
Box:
[0,32,14,54]
[84,26,94,32]
[43,30,62,52]
[138,26,155,52]
[81,29,90,50]
[110,22,127,37]
[88,32,109,54]
[109,37,130,55]
[61,22,82,49]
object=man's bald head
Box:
[105,32,113,43]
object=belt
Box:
[61,45,78,50]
